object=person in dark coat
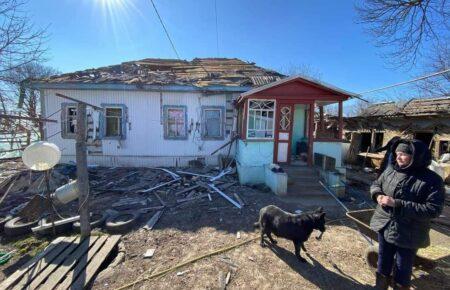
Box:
[374,136,401,176]
[369,139,445,289]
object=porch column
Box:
[338,100,343,140]
[308,103,314,166]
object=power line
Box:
[149,0,180,59]
[357,68,450,95]
[214,0,219,57]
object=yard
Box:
[0,162,448,289]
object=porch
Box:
[234,75,356,200]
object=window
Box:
[164,106,187,139]
[202,106,224,139]
[105,108,122,137]
[100,104,127,140]
[247,100,275,139]
[61,103,77,139]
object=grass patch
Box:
[12,236,50,257]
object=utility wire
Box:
[357,68,450,96]
[149,0,180,59]
[214,0,219,57]
[148,0,210,76]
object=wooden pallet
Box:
[1,235,121,290]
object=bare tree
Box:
[356,0,449,67]
[283,63,323,80]
[0,0,47,112]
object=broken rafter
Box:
[55,93,102,110]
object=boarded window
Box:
[202,107,224,139]
[247,100,275,139]
[164,106,187,139]
[105,108,122,137]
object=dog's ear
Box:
[315,206,324,213]
[319,212,326,219]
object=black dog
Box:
[254,205,326,262]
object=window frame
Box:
[163,105,188,140]
[100,103,127,140]
[246,99,276,140]
[201,106,225,140]
[61,103,77,139]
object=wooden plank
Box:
[69,235,121,290]
[40,236,100,290]
[174,185,200,196]
[0,237,67,290]
[13,237,80,290]
[153,192,166,206]
[143,211,163,230]
[55,236,109,290]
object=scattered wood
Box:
[176,194,208,203]
[174,185,200,196]
[233,193,246,207]
[218,182,237,191]
[143,211,163,230]
[138,206,165,214]
[153,192,167,206]
[207,184,242,209]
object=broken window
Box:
[61,103,77,139]
[247,100,275,139]
[202,107,224,139]
[164,106,187,139]
[375,132,384,149]
[100,104,127,140]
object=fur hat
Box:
[395,143,413,155]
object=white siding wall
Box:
[43,89,234,167]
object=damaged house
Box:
[344,96,450,169]
[29,58,357,187]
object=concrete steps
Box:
[281,165,343,216]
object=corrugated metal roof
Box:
[32,58,284,88]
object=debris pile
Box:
[0,159,247,236]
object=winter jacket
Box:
[369,139,445,249]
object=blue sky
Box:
[26,0,427,99]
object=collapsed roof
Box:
[359,96,450,118]
[32,58,284,88]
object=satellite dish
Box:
[22,141,61,171]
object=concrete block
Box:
[264,165,287,196]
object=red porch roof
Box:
[236,75,357,104]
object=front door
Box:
[274,103,294,163]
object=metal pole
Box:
[76,103,91,237]
[45,170,56,236]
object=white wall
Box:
[43,89,234,166]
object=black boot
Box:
[375,272,390,290]
[393,283,411,290]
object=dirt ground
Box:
[88,189,448,290]
[0,164,448,289]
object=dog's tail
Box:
[253,221,260,228]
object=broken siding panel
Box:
[43,89,233,164]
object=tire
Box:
[73,212,108,231]
[365,245,379,272]
[0,216,12,233]
[105,212,140,234]
[34,216,74,236]
[4,216,39,237]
